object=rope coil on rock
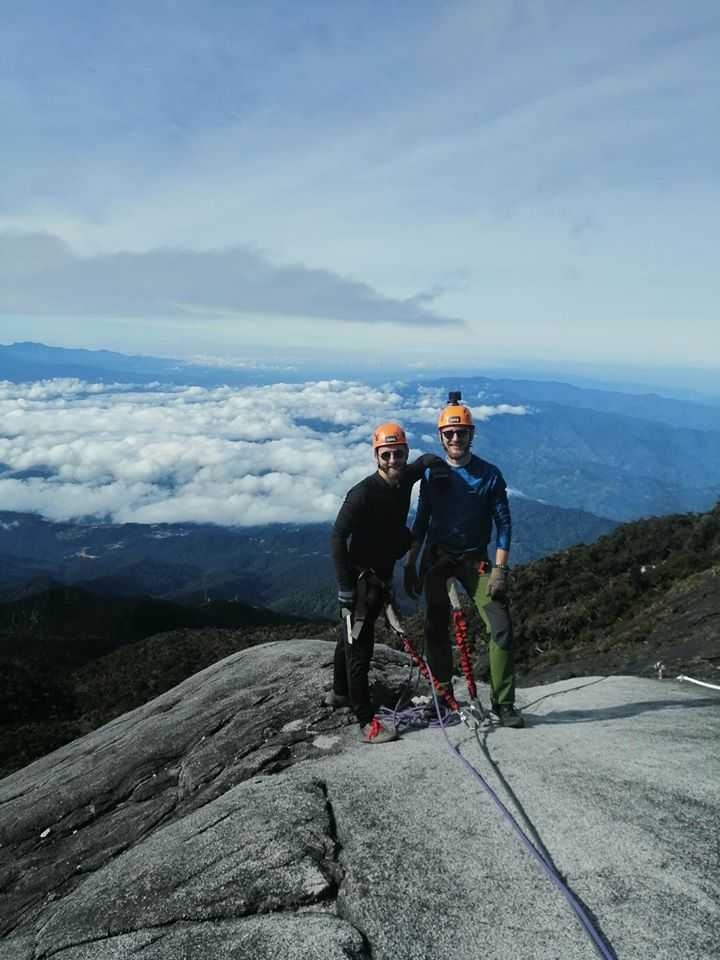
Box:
[398,633,460,713]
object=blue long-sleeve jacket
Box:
[412,454,512,555]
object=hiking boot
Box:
[494,703,525,729]
[359,717,398,744]
[324,690,350,708]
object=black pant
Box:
[332,579,385,725]
[424,553,516,706]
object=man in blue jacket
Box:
[404,394,524,728]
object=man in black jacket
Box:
[328,422,445,743]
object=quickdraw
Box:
[452,610,476,697]
[384,594,489,728]
[383,601,460,712]
[446,577,489,726]
[447,577,476,696]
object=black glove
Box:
[337,588,355,615]
[427,457,451,483]
[487,566,509,600]
[403,564,421,599]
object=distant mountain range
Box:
[2,348,718,783]
[378,501,720,686]
[405,376,720,519]
[0,498,617,616]
[0,340,294,386]
[447,374,720,430]
[0,586,326,775]
[3,340,720,405]
[2,342,717,521]
[2,502,717,777]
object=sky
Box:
[1,1,719,378]
[0,379,527,524]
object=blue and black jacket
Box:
[412,454,512,557]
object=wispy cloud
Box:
[0,233,461,327]
[0,379,526,524]
[2,3,718,368]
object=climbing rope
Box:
[676,674,720,691]
[426,671,617,960]
[451,609,477,701]
[378,584,615,954]
[377,601,461,730]
[446,577,478,701]
[393,626,461,713]
[381,587,709,957]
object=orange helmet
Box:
[372,422,408,450]
[437,404,474,430]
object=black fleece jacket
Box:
[331,454,440,590]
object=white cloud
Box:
[2,4,719,369]
[0,378,528,524]
[0,232,462,328]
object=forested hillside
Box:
[3,504,718,778]
[386,503,720,686]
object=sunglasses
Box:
[379,448,408,462]
[442,428,470,440]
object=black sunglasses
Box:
[379,448,407,461]
[442,428,470,440]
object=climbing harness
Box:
[347,568,394,643]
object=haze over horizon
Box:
[2,2,719,377]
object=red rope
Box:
[452,610,477,701]
[400,636,460,712]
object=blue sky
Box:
[1,1,719,378]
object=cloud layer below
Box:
[0,379,527,525]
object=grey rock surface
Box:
[1,638,718,959]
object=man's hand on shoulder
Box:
[425,455,451,483]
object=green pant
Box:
[424,554,516,706]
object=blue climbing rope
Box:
[427,676,617,960]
